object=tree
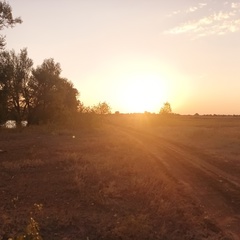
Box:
[78,101,94,114]
[0,48,33,123]
[159,102,172,115]
[0,51,9,123]
[92,102,111,114]
[29,58,79,123]
[0,51,80,125]
[0,1,22,49]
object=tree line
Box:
[0,49,80,124]
[0,2,112,125]
[0,48,112,125]
[0,1,171,126]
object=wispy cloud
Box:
[167,2,208,16]
[165,1,240,38]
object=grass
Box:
[147,116,240,177]
[112,114,240,160]
[64,129,213,239]
[0,116,232,239]
[1,158,44,171]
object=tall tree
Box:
[0,53,79,124]
[0,48,33,123]
[0,1,22,49]
[0,51,10,123]
[29,59,79,124]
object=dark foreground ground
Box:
[1,116,240,239]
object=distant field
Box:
[1,115,239,239]
[111,114,240,176]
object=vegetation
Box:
[92,101,111,114]
[0,49,79,125]
[78,101,111,115]
[0,2,111,126]
[159,102,172,115]
[0,120,230,239]
[13,217,43,240]
[0,1,22,49]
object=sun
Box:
[119,73,169,113]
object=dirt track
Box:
[115,125,240,240]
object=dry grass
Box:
[147,116,240,176]
[111,114,240,159]
[110,114,240,187]
[0,119,229,239]
[1,158,44,171]
[60,125,225,239]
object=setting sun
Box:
[119,73,169,113]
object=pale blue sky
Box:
[3,0,240,114]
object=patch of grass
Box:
[1,159,44,171]
[12,217,43,240]
[2,204,43,240]
[66,126,224,239]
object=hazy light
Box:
[117,73,169,113]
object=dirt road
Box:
[114,125,240,240]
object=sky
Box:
[2,0,240,114]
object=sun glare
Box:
[83,57,187,114]
[120,73,169,113]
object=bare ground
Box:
[0,121,238,239]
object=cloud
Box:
[167,2,208,16]
[187,6,198,13]
[165,1,240,38]
[231,2,240,9]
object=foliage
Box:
[0,1,22,49]
[29,58,79,124]
[92,101,111,114]
[13,218,43,240]
[78,101,111,115]
[0,50,79,125]
[159,102,172,115]
[77,101,95,114]
[0,48,33,123]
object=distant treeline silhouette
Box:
[0,48,113,126]
[0,49,80,125]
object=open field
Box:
[1,116,240,239]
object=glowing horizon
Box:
[3,0,240,115]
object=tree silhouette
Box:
[0,51,79,124]
[0,1,22,49]
[29,58,79,124]
[0,48,33,124]
[92,102,111,114]
[159,102,172,115]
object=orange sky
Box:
[3,0,240,114]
